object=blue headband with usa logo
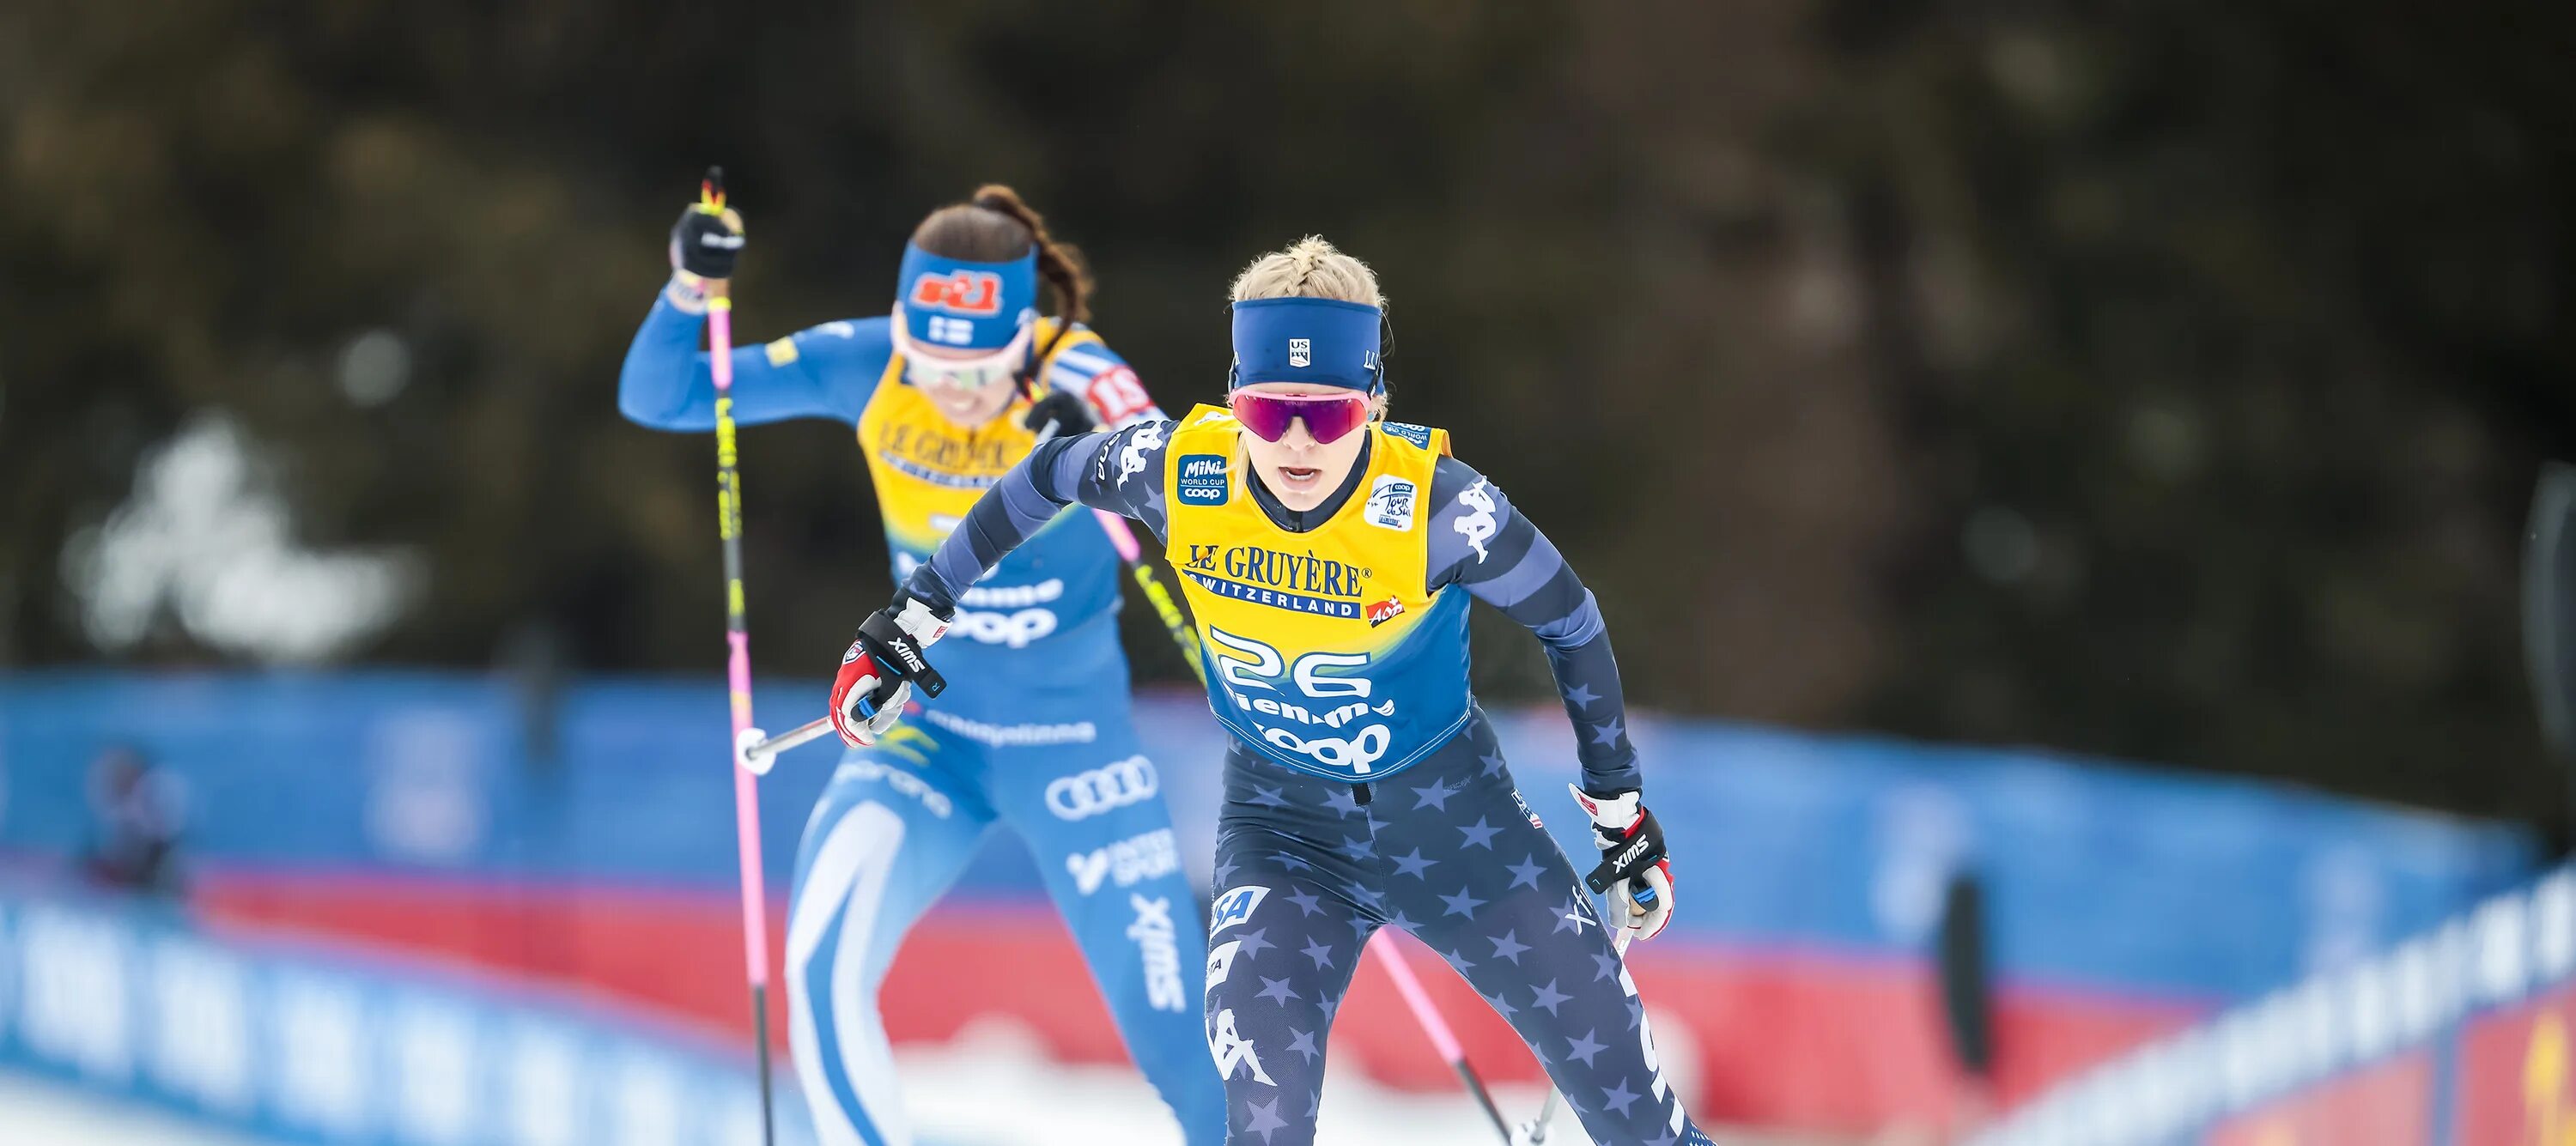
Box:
[896,242,1040,352]
[1227,296,1384,392]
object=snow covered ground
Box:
[1,1024,1841,1146]
[889,1017,1838,1146]
[0,1070,280,1146]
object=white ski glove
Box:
[1570,785,1675,943]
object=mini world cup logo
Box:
[1288,338,1311,367]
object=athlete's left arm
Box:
[1426,456,1642,794]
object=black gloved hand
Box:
[1022,390,1097,440]
[669,203,745,279]
[1570,785,1676,943]
[827,594,952,749]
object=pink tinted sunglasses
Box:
[1230,391,1372,444]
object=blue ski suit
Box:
[619,281,1224,1146]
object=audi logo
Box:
[1046,755,1159,820]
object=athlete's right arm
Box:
[897,420,1175,615]
[616,277,894,430]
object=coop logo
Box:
[1260,725,1391,775]
[1365,476,1416,531]
[1043,755,1158,820]
[947,607,1058,648]
[1287,338,1312,368]
[1211,885,1270,933]
[1365,597,1405,628]
[908,270,1004,317]
[1127,894,1188,1012]
[1180,545,1369,618]
[1176,453,1230,506]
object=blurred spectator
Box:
[81,744,185,895]
[1936,870,1996,1142]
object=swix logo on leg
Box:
[1127,894,1188,1012]
[908,270,1004,316]
[1211,885,1269,933]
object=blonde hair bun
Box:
[1229,235,1383,308]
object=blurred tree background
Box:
[3,1,2568,829]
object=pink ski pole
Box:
[1370,931,1512,1142]
[696,167,777,1146]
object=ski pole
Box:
[1024,413,1207,685]
[1369,931,1513,1143]
[738,716,835,773]
[1091,508,1206,683]
[695,166,778,1146]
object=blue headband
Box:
[896,243,1040,352]
[1228,297,1383,392]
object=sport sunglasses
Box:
[1229,391,1373,445]
[889,306,1036,392]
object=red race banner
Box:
[2455,980,2576,1146]
[2204,1052,2435,1146]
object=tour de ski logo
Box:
[1176,453,1230,506]
[1365,475,1415,531]
[1288,337,1312,368]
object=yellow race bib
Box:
[1163,405,1472,780]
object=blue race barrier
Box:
[0,670,2534,1002]
[0,878,814,1146]
[1967,864,2576,1146]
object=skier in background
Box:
[828,236,1710,1145]
[619,186,1223,1146]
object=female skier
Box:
[619,186,1223,1146]
[827,236,1710,1145]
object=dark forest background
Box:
[3,2,2570,831]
